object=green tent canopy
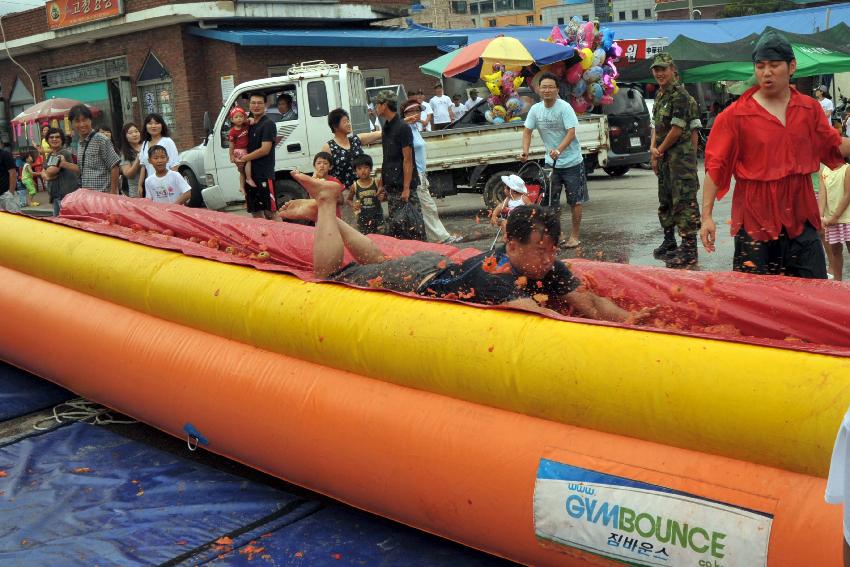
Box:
[619,24,850,83]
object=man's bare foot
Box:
[246,177,257,188]
[563,237,581,249]
[279,199,318,222]
[292,170,341,203]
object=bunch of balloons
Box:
[481,65,526,124]
[534,18,623,115]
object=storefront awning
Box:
[187,26,467,48]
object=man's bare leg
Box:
[334,218,387,265]
[292,172,386,276]
[566,203,582,247]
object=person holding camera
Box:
[40,127,79,216]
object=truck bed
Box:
[421,115,609,172]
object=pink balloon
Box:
[608,60,619,78]
[549,25,567,45]
[600,95,614,105]
[570,96,590,114]
[611,43,623,58]
[566,63,584,85]
[581,22,595,47]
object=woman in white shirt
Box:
[138,113,180,197]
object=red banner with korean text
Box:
[618,38,669,63]
[46,0,124,30]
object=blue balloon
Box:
[591,82,604,102]
[573,79,587,97]
[602,29,615,51]
[583,66,603,83]
[492,116,505,124]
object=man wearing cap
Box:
[701,30,850,278]
[374,90,426,240]
[650,53,701,268]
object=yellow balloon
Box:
[612,80,619,95]
[513,76,524,90]
[482,70,502,84]
[580,48,593,70]
[486,81,501,96]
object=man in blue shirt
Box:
[521,72,588,248]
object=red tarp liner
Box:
[43,190,850,357]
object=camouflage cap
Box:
[651,52,674,69]
[752,29,794,63]
[373,89,397,105]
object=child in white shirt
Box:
[143,144,191,205]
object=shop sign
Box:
[46,0,124,31]
[619,38,670,62]
[41,57,128,90]
[534,458,773,566]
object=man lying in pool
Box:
[287,170,654,324]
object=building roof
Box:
[417,1,850,50]
[187,26,468,48]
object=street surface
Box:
[436,162,735,272]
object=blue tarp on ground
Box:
[0,422,307,565]
[419,1,850,50]
[0,421,514,566]
[0,362,72,422]
[204,505,513,566]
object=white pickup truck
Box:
[182,61,609,210]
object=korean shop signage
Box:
[46,0,124,30]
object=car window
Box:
[604,88,647,115]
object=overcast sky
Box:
[0,0,43,17]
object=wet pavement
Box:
[436,161,736,273]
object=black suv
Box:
[600,84,651,177]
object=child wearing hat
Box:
[228,106,255,192]
[490,174,532,227]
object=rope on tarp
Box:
[33,398,137,430]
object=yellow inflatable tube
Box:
[1,214,848,477]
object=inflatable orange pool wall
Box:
[0,200,848,567]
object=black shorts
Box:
[733,222,827,279]
[331,251,447,293]
[246,178,276,214]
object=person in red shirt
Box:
[227,106,255,194]
[700,31,850,278]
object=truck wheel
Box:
[181,169,205,208]
[275,179,308,207]
[603,166,630,177]
[483,169,517,209]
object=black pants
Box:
[733,222,827,279]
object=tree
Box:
[720,0,798,18]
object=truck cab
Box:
[200,61,371,210]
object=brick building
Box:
[0,0,463,151]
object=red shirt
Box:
[228,126,249,151]
[705,86,844,240]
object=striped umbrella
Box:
[421,35,576,82]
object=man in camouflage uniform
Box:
[650,53,701,268]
